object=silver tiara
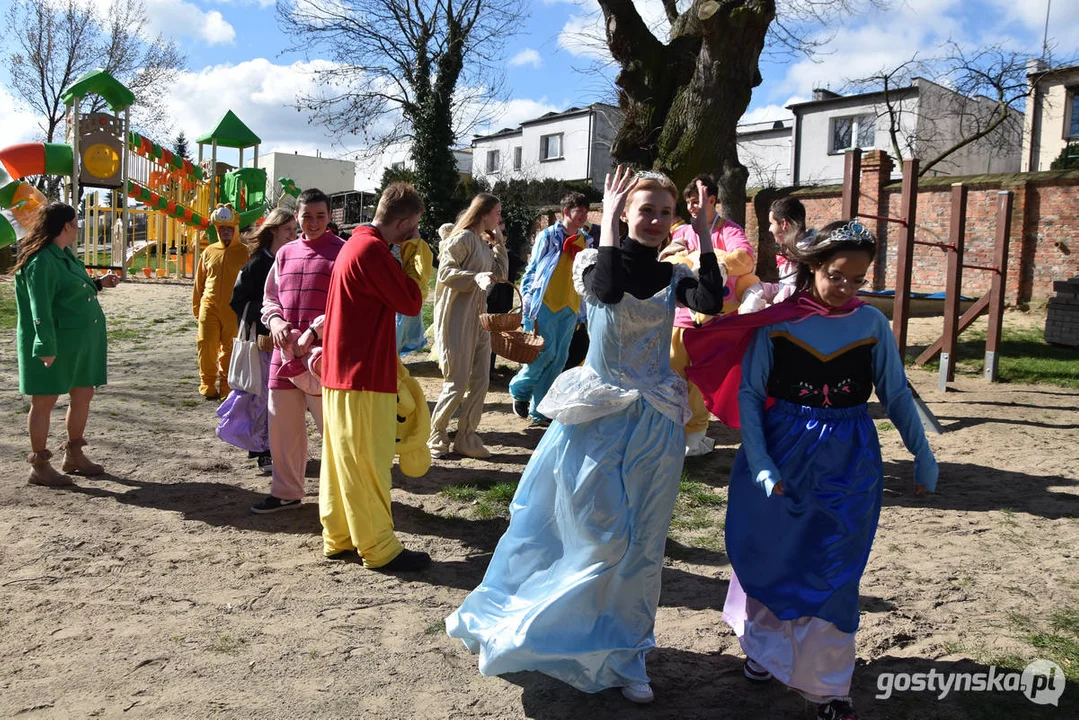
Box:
[815,220,875,248]
[635,170,669,181]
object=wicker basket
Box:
[490,328,545,364]
[480,282,523,332]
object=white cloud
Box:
[740,103,797,125]
[159,59,357,162]
[144,0,236,45]
[509,48,543,68]
[469,97,564,137]
[0,86,46,145]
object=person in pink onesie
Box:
[251,189,344,514]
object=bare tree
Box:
[847,43,1033,177]
[597,0,882,226]
[6,0,184,197]
[278,0,525,238]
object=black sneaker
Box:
[743,657,773,683]
[374,548,431,572]
[256,455,273,475]
[250,496,301,514]
[817,700,858,720]
[512,400,530,419]
[325,548,360,562]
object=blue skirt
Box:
[726,399,882,634]
[446,398,685,692]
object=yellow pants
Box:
[196,303,237,397]
[319,389,403,567]
[670,326,711,435]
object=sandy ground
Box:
[0,279,1076,720]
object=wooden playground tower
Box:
[841,148,1014,392]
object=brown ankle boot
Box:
[27,450,74,487]
[61,438,105,475]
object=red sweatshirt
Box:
[321,225,423,392]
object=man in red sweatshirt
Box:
[318,183,429,571]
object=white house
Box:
[1021,60,1079,172]
[737,119,795,188]
[353,144,474,192]
[470,104,622,188]
[786,79,1022,186]
[250,151,357,199]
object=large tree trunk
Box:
[599,0,775,226]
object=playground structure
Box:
[0,69,268,279]
[841,148,1014,392]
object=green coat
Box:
[16,243,108,395]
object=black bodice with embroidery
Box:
[766,333,877,408]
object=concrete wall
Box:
[1021,67,1079,172]
[738,127,792,187]
[914,79,1022,177]
[256,152,356,197]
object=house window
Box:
[485,149,500,173]
[513,146,522,170]
[540,133,563,161]
[1067,88,1079,139]
[829,114,876,153]
[391,161,405,171]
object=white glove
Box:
[475,272,495,292]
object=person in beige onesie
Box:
[428,193,508,459]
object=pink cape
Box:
[684,293,867,428]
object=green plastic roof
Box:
[61,69,135,111]
[196,110,261,148]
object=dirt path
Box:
[0,280,1075,719]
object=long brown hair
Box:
[11,202,76,274]
[242,207,296,255]
[450,193,500,239]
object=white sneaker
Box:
[620,682,654,704]
[685,431,715,457]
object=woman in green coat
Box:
[14,202,121,486]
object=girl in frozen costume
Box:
[685,220,938,720]
[445,166,727,704]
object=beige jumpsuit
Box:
[428,230,508,456]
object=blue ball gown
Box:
[446,249,695,693]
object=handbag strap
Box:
[237,302,256,342]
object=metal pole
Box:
[939,183,967,390]
[985,190,1014,381]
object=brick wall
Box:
[753,162,1079,303]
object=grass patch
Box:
[208,635,247,654]
[422,300,434,329]
[670,474,725,533]
[0,282,15,331]
[440,484,480,502]
[108,325,144,342]
[876,421,895,432]
[424,620,445,636]
[916,325,1079,388]
[440,479,519,519]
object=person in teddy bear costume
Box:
[660,174,758,456]
[192,203,249,399]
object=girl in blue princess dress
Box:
[721,220,938,720]
[446,166,727,704]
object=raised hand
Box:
[692,179,715,255]
[600,165,638,248]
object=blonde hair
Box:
[243,207,296,254]
[627,173,678,208]
[450,193,500,239]
[375,182,424,224]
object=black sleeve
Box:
[675,253,728,315]
[94,278,103,292]
[585,246,624,304]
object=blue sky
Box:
[2,0,1077,184]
